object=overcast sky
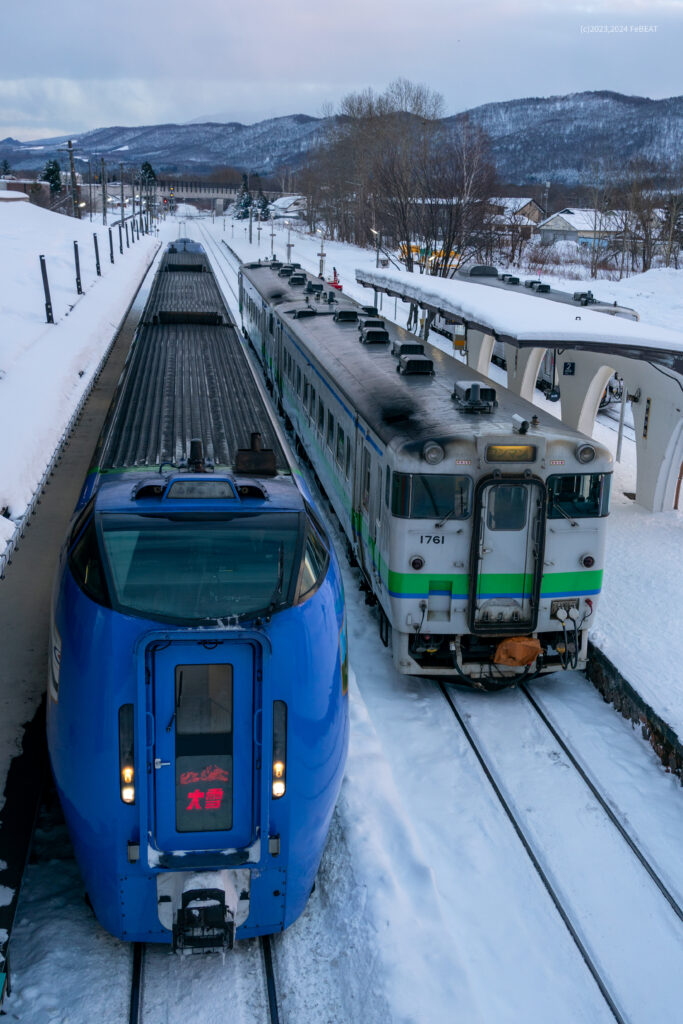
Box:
[3,0,682,140]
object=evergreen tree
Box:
[43,159,62,194]
[0,159,11,176]
[235,173,253,219]
[257,190,270,219]
[140,161,157,184]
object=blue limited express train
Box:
[47,241,349,951]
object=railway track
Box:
[439,680,683,1024]
[127,936,281,1024]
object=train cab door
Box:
[150,640,255,852]
[470,478,545,635]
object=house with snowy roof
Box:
[488,197,544,224]
[535,208,623,246]
[269,194,307,219]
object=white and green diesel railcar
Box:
[239,259,612,687]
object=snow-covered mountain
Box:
[2,92,681,184]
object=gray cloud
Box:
[3,0,681,139]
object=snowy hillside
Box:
[2,91,681,183]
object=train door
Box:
[470,479,545,635]
[150,640,255,852]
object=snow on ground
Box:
[0,201,158,556]
[209,214,683,740]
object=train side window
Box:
[296,367,302,397]
[361,448,371,508]
[326,411,334,450]
[376,466,383,522]
[345,438,352,479]
[68,516,110,606]
[269,313,274,335]
[336,425,345,466]
[309,385,316,417]
[391,472,411,517]
[385,468,391,507]
[317,399,325,434]
[303,376,309,408]
[547,473,611,518]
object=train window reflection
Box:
[99,511,300,622]
[547,474,611,518]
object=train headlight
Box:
[411,556,425,571]
[422,441,444,465]
[272,701,287,800]
[576,443,596,464]
[119,705,135,805]
[580,554,595,568]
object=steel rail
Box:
[439,682,627,1024]
[260,935,281,1024]
[520,683,683,924]
[128,943,144,1024]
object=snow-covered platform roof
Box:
[356,268,683,374]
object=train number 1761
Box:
[419,535,444,544]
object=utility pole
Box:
[249,206,253,244]
[120,163,124,225]
[131,169,136,231]
[270,219,275,256]
[88,159,93,222]
[101,158,107,225]
[67,140,79,218]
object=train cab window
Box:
[326,411,335,450]
[174,664,233,833]
[336,425,345,466]
[547,473,611,519]
[298,525,329,601]
[486,484,528,531]
[98,511,301,623]
[317,399,325,435]
[69,515,109,605]
[391,473,472,519]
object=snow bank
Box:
[0,202,159,560]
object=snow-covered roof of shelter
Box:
[537,208,622,232]
[269,194,305,211]
[0,191,28,202]
[355,267,683,374]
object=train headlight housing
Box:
[119,705,135,805]
[272,701,287,800]
[422,441,444,466]
[576,443,596,464]
[580,554,595,568]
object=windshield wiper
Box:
[167,670,183,732]
[552,496,579,527]
[267,543,285,611]
[436,507,455,528]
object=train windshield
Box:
[547,473,611,519]
[391,473,472,519]
[98,511,301,623]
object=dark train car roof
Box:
[143,270,226,324]
[240,262,593,450]
[96,321,289,473]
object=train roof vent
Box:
[452,381,498,414]
[294,307,317,318]
[289,273,306,285]
[333,309,358,322]
[234,433,277,477]
[305,281,324,293]
[361,305,379,316]
[398,355,434,375]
